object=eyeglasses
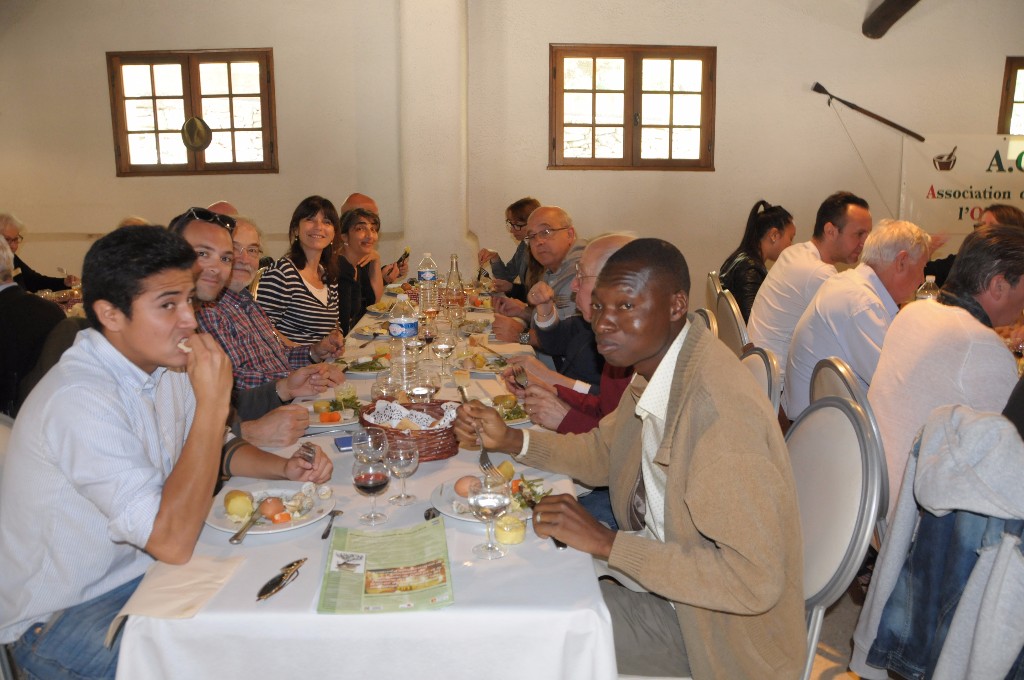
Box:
[574,262,597,282]
[3,235,23,246]
[505,219,528,231]
[169,207,236,234]
[233,244,263,258]
[523,227,569,244]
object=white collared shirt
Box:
[0,329,197,643]
[633,322,690,542]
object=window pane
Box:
[122,65,152,97]
[125,100,155,131]
[673,60,702,92]
[641,93,670,125]
[595,58,624,91]
[205,131,234,162]
[1011,103,1024,136]
[564,93,593,125]
[156,99,185,130]
[595,127,623,158]
[231,62,261,94]
[672,128,701,159]
[202,97,232,129]
[127,133,157,164]
[200,62,229,95]
[595,93,623,124]
[563,126,593,158]
[673,94,701,126]
[234,131,264,162]
[641,127,669,159]
[153,64,183,96]
[232,97,262,128]
[157,133,187,164]
[563,58,593,90]
[642,59,671,91]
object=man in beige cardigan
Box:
[455,238,805,679]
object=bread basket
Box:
[358,399,459,462]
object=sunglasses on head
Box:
[169,207,236,234]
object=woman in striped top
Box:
[257,196,340,344]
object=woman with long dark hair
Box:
[720,200,796,321]
[256,195,341,343]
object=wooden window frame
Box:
[997,56,1024,135]
[549,43,716,171]
[106,48,278,177]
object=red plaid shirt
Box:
[196,288,313,389]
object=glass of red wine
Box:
[352,458,390,525]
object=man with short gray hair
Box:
[784,219,931,417]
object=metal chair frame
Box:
[715,289,750,358]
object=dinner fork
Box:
[358,330,382,349]
[511,364,529,390]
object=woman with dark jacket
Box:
[719,200,796,321]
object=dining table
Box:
[115,306,618,680]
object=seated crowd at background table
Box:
[2,188,1024,680]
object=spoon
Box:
[321,509,344,540]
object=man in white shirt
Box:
[784,219,931,417]
[454,239,805,678]
[868,224,1024,523]
[747,191,873,402]
[0,226,332,680]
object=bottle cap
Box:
[424,252,431,257]
[925,275,935,282]
[397,294,409,301]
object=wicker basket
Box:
[358,399,459,462]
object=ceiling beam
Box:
[862,0,922,39]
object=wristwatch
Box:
[519,331,531,345]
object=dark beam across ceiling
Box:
[862,0,921,39]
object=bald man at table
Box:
[455,238,805,679]
[0,226,331,680]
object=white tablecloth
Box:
[117,317,617,679]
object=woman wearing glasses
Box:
[256,196,341,344]
[335,208,386,334]
[478,197,540,299]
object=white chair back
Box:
[715,289,750,358]
[740,346,781,412]
[693,308,717,338]
[705,271,723,310]
[809,357,889,544]
[785,396,882,680]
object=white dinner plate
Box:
[429,475,550,523]
[365,302,394,316]
[351,323,386,339]
[305,405,361,429]
[206,482,336,535]
[502,416,531,428]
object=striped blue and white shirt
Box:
[256,257,339,344]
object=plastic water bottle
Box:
[388,294,418,340]
[915,275,939,301]
[417,253,439,319]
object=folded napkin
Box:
[365,399,459,430]
[105,555,245,646]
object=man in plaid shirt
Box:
[196,215,345,389]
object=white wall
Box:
[2,0,1022,307]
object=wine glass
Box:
[353,426,389,463]
[352,458,390,525]
[433,330,457,377]
[467,475,512,560]
[420,319,437,346]
[448,304,467,334]
[409,370,440,403]
[386,441,419,505]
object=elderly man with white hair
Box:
[783,219,931,417]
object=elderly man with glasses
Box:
[492,205,587,348]
[0,213,79,292]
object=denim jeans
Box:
[579,486,619,530]
[11,575,143,680]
